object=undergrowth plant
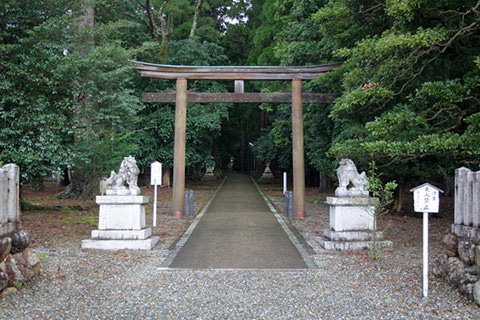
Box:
[367,161,397,259]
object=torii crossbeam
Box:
[132,61,340,218]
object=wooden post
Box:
[292,78,305,218]
[173,78,187,217]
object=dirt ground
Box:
[21,179,222,250]
[258,182,455,258]
[21,177,455,257]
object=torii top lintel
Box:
[132,60,341,81]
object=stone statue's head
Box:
[339,158,354,167]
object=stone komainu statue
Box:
[335,159,369,197]
[105,156,141,196]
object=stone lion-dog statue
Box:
[335,159,369,197]
[105,156,141,196]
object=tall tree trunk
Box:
[393,181,406,213]
[145,0,157,40]
[158,14,172,63]
[74,1,94,54]
[61,0,96,198]
[189,0,203,39]
[319,172,326,193]
[145,0,171,63]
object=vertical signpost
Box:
[151,161,162,227]
[410,183,443,298]
[283,172,287,195]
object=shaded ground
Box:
[259,183,454,257]
[21,178,221,251]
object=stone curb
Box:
[251,178,318,269]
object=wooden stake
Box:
[292,78,305,218]
[173,78,187,217]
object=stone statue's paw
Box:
[129,187,141,196]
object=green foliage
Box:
[0,3,141,183]
[253,104,292,170]
[247,0,282,65]
[325,0,480,178]
[133,38,232,169]
[367,161,397,259]
[264,0,480,184]
[3,0,479,192]
[367,161,398,215]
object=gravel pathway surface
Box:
[0,180,478,319]
[171,174,306,269]
[0,244,477,319]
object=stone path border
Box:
[159,177,227,268]
[251,178,318,269]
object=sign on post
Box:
[151,162,162,227]
[410,183,443,298]
[412,183,441,214]
[151,161,162,186]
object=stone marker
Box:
[261,164,273,178]
[82,156,160,250]
[317,159,392,250]
[452,167,480,240]
[0,164,21,238]
[204,157,215,177]
[258,163,275,183]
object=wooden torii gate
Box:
[133,61,339,218]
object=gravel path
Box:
[0,244,477,319]
[1,181,478,319]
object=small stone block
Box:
[0,223,17,239]
[23,248,40,269]
[0,271,7,291]
[5,257,24,287]
[96,195,149,205]
[96,195,149,230]
[91,228,152,240]
[474,281,480,305]
[326,197,376,232]
[316,237,393,251]
[451,224,480,244]
[0,237,11,262]
[1,287,17,297]
[326,197,379,206]
[323,229,384,241]
[81,236,160,251]
[475,245,480,266]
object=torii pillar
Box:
[292,78,305,218]
[172,78,187,217]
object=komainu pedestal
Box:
[317,159,392,251]
[82,156,159,250]
[82,196,159,250]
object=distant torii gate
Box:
[133,61,340,218]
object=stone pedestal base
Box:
[82,195,160,251]
[318,196,392,251]
[327,196,377,231]
[81,237,160,250]
[317,229,392,251]
[97,196,148,230]
[451,224,480,243]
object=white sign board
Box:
[411,183,442,213]
[150,161,162,185]
[409,183,443,298]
